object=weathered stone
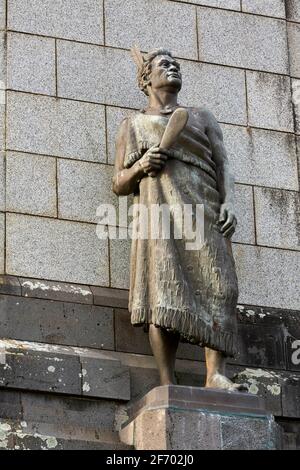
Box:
[0,151,4,210]
[0,295,114,349]
[0,213,3,274]
[0,0,5,30]
[105,0,197,60]
[222,125,299,191]
[176,0,240,10]
[109,233,131,289]
[0,276,21,296]
[197,7,288,74]
[254,187,300,251]
[286,0,300,22]
[7,0,104,44]
[282,376,300,418]
[6,92,106,162]
[241,0,286,18]
[7,32,56,95]
[278,419,300,450]
[58,160,117,223]
[81,357,130,401]
[6,152,57,217]
[0,33,5,152]
[220,415,277,450]
[181,61,246,125]
[6,213,109,286]
[20,278,93,305]
[233,184,255,245]
[106,107,137,164]
[91,287,129,309]
[292,79,300,134]
[247,71,294,132]
[287,22,300,79]
[233,244,300,310]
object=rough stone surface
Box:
[20,278,93,305]
[220,415,277,450]
[6,152,57,217]
[6,92,106,162]
[92,287,129,309]
[233,184,255,245]
[288,22,300,79]
[176,0,240,9]
[254,187,300,251]
[233,244,300,310]
[109,232,131,289]
[0,0,5,30]
[180,61,246,125]
[0,276,21,296]
[0,295,114,349]
[292,79,300,134]
[286,0,300,22]
[6,213,109,286]
[222,125,299,191]
[241,0,286,18]
[0,213,3,274]
[58,160,117,224]
[57,41,146,109]
[0,33,5,151]
[105,0,197,60]
[7,33,56,95]
[81,357,130,401]
[197,7,288,74]
[247,72,294,132]
[0,151,4,210]
[7,0,104,44]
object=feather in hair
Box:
[130,45,144,72]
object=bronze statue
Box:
[113,47,246,392]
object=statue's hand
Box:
[218,202,237,239]
[137,146,172,177]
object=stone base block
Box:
[120,385,281,450]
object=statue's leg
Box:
[149,325,180,385]
[205,347,248,391]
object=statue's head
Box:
[131,47,182,96]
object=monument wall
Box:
[0,0,299,450]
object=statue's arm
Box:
[112,119,144,196]
[204,110,237,238]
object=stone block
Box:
[0,0,5,30]
[105,0,197,60]
[57,41,146,109]
[241,0,286,18]
[0,151,4,210]
[181,61,246,125]
[247,71,294,132]
[7,33,55,95]
[0,276,21,296]
[109,233,131,289]
[176,0,240,9]
[106,107,137,164]
[197,7,288,74]
[292,79,300,134]
[0,213,3,274]
[282,376,300,418]
[6,213,109,286]
[0,295,114,349]
[7,0,104,44]
[81,357,130,401]
[233,184,255,245]
[220,415,278,450]
[233,244,300,310]
[6,92,106,162]
[254,187,300,251]
[20,278,93,304]
[0,391,23,421]
[58,160,117,223]
[288,22,300,79]
[222,125,299,191]
[0,33,5,152]
[91,287,129,309]
[6,152,57,217]
[286,0,300,22]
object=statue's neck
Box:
[147,88,179,112]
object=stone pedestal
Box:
[120,385,280,450]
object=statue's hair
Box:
[131,47,174,96]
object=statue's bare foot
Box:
[206,372,248,392]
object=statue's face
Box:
[149,55,182,92]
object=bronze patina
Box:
[113,47,246,391]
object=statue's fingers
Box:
[218,206,227,224]
[220,214,234,232]
[223,225,235,238]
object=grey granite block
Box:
[109,234,131,290]
[0,213,3,274]
[233,244,300,310]
[106,107,137,164]
[247,71,294,132]
[105,0,197,60]
[7,0,104,44]
[254,187,300,251]
[288,22,300,79]
[176,0,240,9]
[7,32,56,95]
[286,0,300,22]
[7,92,106,162]
[292,79,300,134]
[241,0,286,18]
[6,213,109,286]
[6,152,57,217]
[0,151,4,210]
[233,184,255,245]
[197,7,288,74]
[0,0,5,30]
